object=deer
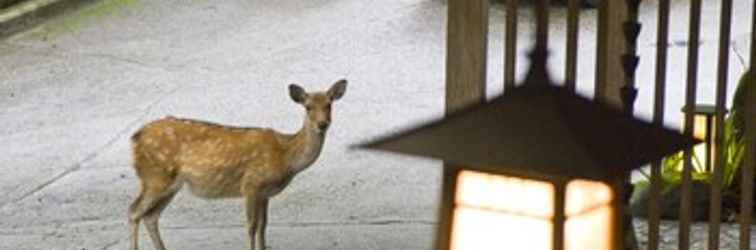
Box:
[127,79,348,250]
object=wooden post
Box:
[709,1,733,249]
[504,0,518,90]
[565,0,580,92]
[594,0,627,108]
[438,0,488,249]
[739,3,756,248]
[680,1,703,249]
[596,1,636,250]
[741,93,755,250]
[444,0,488,113]
[553,180,567,250]
[613,177,626,250]
[649,1,671,249]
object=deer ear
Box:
[327,79,348,101]
[289,84,307,103]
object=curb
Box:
[0,0,100,39]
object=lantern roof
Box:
[356,49,700,182]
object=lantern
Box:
[355,50,700,250]
[682,104,727,172]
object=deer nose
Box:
[318,121,330,130]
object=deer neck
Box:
[285,121,326,174]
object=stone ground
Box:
[634,219,756,250]
[0,0,753,249]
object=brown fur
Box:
[128,80,347,250]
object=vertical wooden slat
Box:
[439,0,488,249]
[738,3,756,249]
[553,180,566,250]
[436,168,459,250]
[741,143,755,250]
[648,1,671,249]
[680,0,703,249]
[614,177,626,250]
[535,0,550,49]
[741,119,755,250]
[706,116,714,171]
[564,0,579,92]
[594,0,627,108]
[619,1,642,249]
[504,0,518,90]
[595,0,609,99]
[709,0,733,249]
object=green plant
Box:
[655,116,746,189]
[641,69,750,191]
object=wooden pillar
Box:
[739,4,756,247]
[445,0,488,113]
[595,0,627,108]
[437,0,488,249]
[741,87,755,250]
[709,1,733,249]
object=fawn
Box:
[128,79,347,250]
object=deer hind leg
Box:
[128,193,143,250]
[245,193,260,250]
[143,182,181,250]
[255,199,269,250]
[128,174,180,250]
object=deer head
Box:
[289,79,348,133]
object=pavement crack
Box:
[0,81,179,209]
[101,239,121,250]
[0,112,157,209]
[83,52,158,69]
[79,52,193,73]
[163,219,436,230]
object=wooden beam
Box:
[438,0,488,249]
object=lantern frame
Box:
[681,104,728,172]
[437,167,622,250]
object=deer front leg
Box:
[255,199,269,250]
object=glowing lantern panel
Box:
[451,170,554,250]
[564,180,614,250]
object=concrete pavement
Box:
[0,0,752,249]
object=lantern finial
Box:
[523,0,553,87]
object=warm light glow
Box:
[451,171,555,250]
[565,180,614,250]
[455,170,555,217]
[678,113,717,172]
[565,206,613,250]
[565,180,613,216]
[450,173,615,250]
[692,114,710,141]
[452,207,552,250]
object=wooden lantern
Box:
[356,47,700,250]
[682,104,728,172]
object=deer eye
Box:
[306,106,312,111]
